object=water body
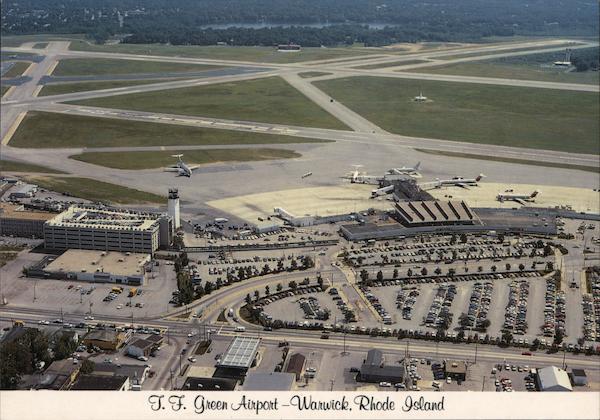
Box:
[197,22,394,30]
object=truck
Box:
[128,288,137,297]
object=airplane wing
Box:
[514,198,526,205]
[188,165,202,172]
[163,167,181,173]
[455,183,469,189]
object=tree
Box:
[302,256,314,269]
[254,290,260,301]
[448,268,456,276]
[434,267,442,275]
[502,330,513,344]
[407,268,413,278]
[553,330,564,346]
[277,260,284,272]
[179,252,189,267]
[479,319,491,331]
[288,280,297,291]
[317,276,324,289]
[421,267,428,276]
[491,265,497,273]
[505,263,511,271]
[80,359,95,374]
[290,259,298,271]
[460,233,468,243]
[261,264,270,275]
[276,283,283,292]
[376,270,384,282]
[237,267,246,281]
[204,281,214,295]
[392,269,398,279]
[450,234,457,245]
[245,293,252,304]
[53,334,77,360]
[546,262,554,272]
[477,266,483,272]
[518,263,525,271]
[359,270,369,283]
[265,285,270,296]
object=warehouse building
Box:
[358,349,405,384]
[8,183,38,199]
[43,206,172,254]
[38,249,150,285]
[0,203,55,238]
[82,330,128,351]
[536,366,573,392]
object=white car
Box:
[446,377,452,384]
[84,316,94,320]
[116,304,123,310]
[379,382,392,387]
[137,356,148,362]
[187,357,197,363]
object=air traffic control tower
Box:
[168,188,181,229]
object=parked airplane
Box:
[341,165,380,184]
[163,154,200,177]
[435,174,485,189]
[371,185,394,197]
[497,190,539,204]
[388,162,421,175]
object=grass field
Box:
[315,76,599,154]
[0,160,66,174]
[298,71,332,78]
[352,59,429,69]
[415,62,599,85]
[69,40,381,63]
[1,86,10,97]
[69,148,301,169]
[10,111,329,148]
[52,58,220,76]
[0,34,86,47]
[38,79,187,96]
[2,61,31,78]
[69,76,348,130]
[32,42,48,49]
[436,43,576,60]
[414,149,599,173]
[25,176,165,204]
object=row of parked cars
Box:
[503,280,529,335]
[582,271,600,342]
[329,287,356,322]
[396,287,420,320]
[425,284,456,327]
[543,278,565,337]
[465,282,493,330]
[360,284,393,324]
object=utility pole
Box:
[329,379,335,391]
[170,369,174,390]
[179,353,183,376]
[341,331,348,356]
[481,376,486,392]
[60,307,64,323]
[33,280,37,302]
[474,343,478,364]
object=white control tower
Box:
[168,188,181,229]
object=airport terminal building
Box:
[43,206,172,254]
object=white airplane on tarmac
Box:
[387,162,421,175]
[341,165,380,184]
[163,154,201,177]
[497,190,540,205]
[435,174,485,189]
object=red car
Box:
[521,351,532,356]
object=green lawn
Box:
[69,40,381,63]
[10,111,330,148]
[68,76,349,130]
[298,72,332,78]
[414,149,599,173]
[315,76,599,154]
[353,59,429,70]
[0,34,86,47]
[0,160,66,174]
[2,62,31,78]
[1,86,10,97]
[26,176,165,204]
[32,42,48,49]
[69,148,301,170]
[52,58,221,76]
[415,62,599,85]
[38,79,188,96]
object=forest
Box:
[2,0,599,47]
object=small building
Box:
[243,372,295,391]
[93,363,149,390]
[42,249,150,285]
[82,330,127,351]
[144,334,164,348]
[254,220,282,234]
[127,338,154,358]
[71,374,129,391]
[358,349,405,384]
[182,377,237,391]
[215,336,261,376]
[33,359,81,390]
[444,360,468,381]
[285,353,306,381]
[277,44,301,52]
[537,366,573,392]
[9,183,38,199]
[0,203,54,238]
[571,369,588,386]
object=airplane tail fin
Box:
[531,190,540,198]
[476,174,485,182]
[414,162,421,171]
